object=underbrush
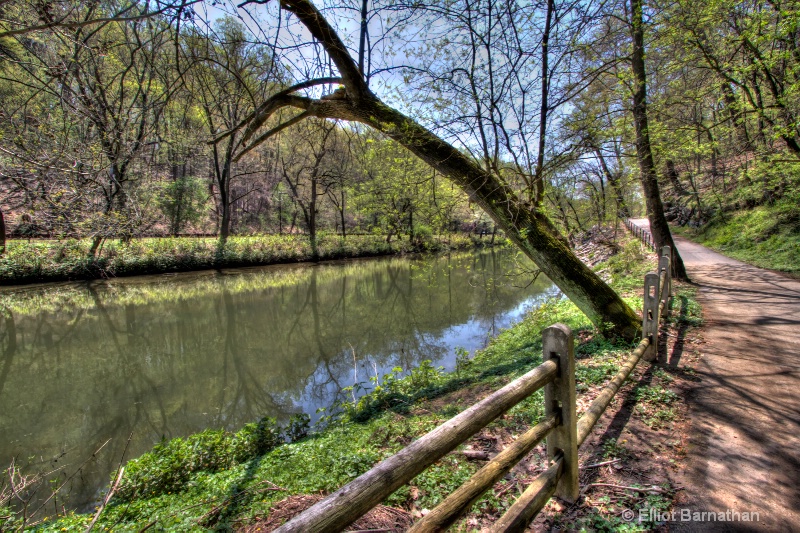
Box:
[0,233,496,285]
[674,198,800,275]
[13,235,692,532]
[671,156,800,275]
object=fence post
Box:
[659,246,672,318]
[543,324,578,502]
[643,272,660,361]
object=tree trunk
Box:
[707,129,718,177]
[340,190,346,238]
[594,147,630,218]
[629,0,687,280]
[218,140,234,244]
[356,99,640,339]
[219,186,231,243]
[310,175,318,260]
[408,203,414,242]
[664,160,685,195]
[721,81,750,149]
[357,0,369,77]
[89,235,103,259]
[531,0,554,206]
[0,208,5,256]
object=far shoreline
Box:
[0,233,502,287]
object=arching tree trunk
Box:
[357,99,640,339]
[229,0,642,340]
[630,0,688,280]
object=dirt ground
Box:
[531,298,702,532]
[627,220,800,532]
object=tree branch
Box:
[280,0,369,99]
[234,110,311,161]
[209,77,341,145]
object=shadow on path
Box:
[628,223,800,532]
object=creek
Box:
[0,247,557,511]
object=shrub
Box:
[114,417,286,502]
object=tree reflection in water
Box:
[0,249,556,511]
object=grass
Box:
[673,197,800,275]
[633,384,679,429]
[0,233,496,285]
[671,155,800,276]
[0,249,502,317]
[3,235,689,532]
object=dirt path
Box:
[629,219,800,531]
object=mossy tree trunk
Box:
[359,100,640,339]
[227,0,641,340]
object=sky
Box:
[184,0,594,173]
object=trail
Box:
[629,219,800,532]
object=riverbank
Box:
[0,233,496,286]
[3,233,703,531]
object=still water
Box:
[0,248,556,511]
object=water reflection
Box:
[0,248,556,511]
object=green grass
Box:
[5,236,680,532]
[674,198,800,275]
[0,233,497,285]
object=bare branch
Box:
[210,77,342,145]
[279,0,369,98]
[234,110,311,162]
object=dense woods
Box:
[0,5,481,246]
[1,0,799,317]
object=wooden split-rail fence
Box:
[275,244,674,533]
[624,218,656,251]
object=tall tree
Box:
[670,0,800,157]
[185,17,278,242]
[278,119,337,256]
[629,0,687,278]
[0,0,200,39]
[0,1,185,252]
[0,207,5,256]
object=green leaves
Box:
[113,415,307,503]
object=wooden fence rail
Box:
[625,218,656,251]
[275,242,673,533]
